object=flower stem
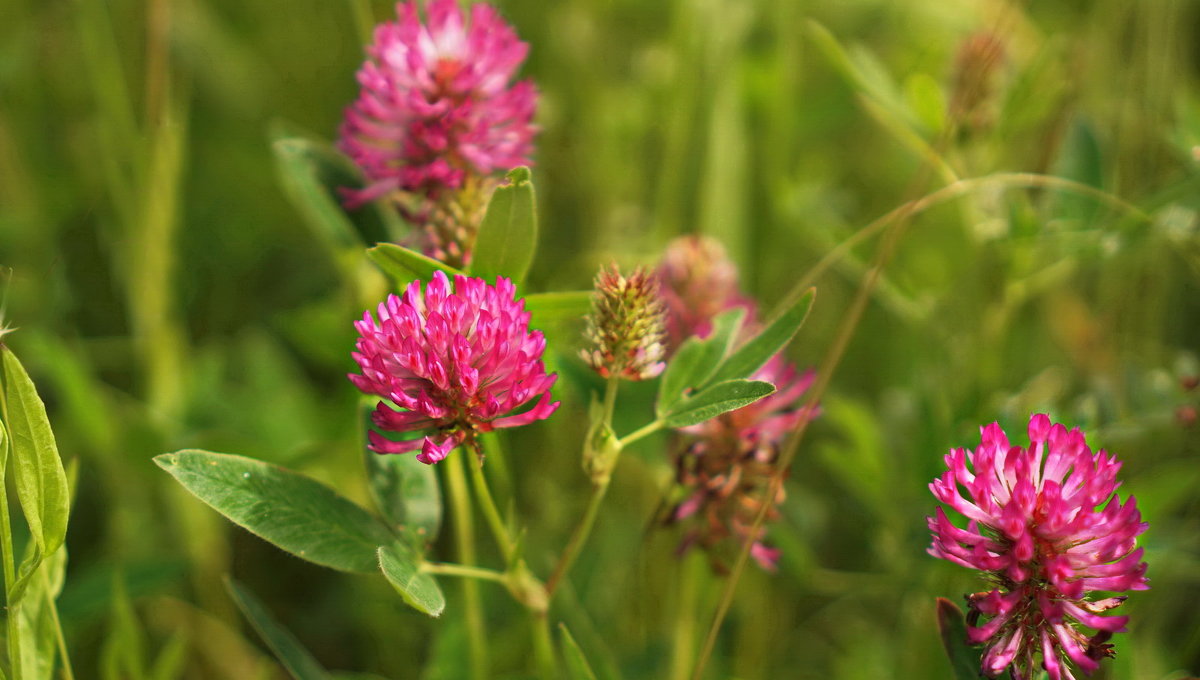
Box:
[421,562,508,584]
[546,476,609,596]
[43,566,75,680]
[467,446,514,561]
[0,470,21,680]
[446,451,489,680]
[617,419,664,449]
[530,611,558,680]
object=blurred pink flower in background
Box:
[657,235,816,572]
[349,271,558,464]
[928,414,1149,680]
[339,0,536,205]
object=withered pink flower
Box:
[349,271,559,464]
[928,414,1149,680]
[339,0,537,207]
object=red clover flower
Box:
[928,414,1149,680]
[349,272,559,464]
[338,0,537,266]
[581,264,667,381]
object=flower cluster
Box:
[581,264,667,381]
[338,0,537,266]
[349,271,559,464]
[657,235,815,571]
[928,414,1149,680]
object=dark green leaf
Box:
[936,598,982,680]
[269,125,396,248]
[524,291,592,325]
[154,450,393,573]
[377,545,445,617]
[662,379,776,428]
[559,624,598,680]
[226,577,329,680]
[469,167,538,285]
[367,243,465,289]
[362,401,441,546]
[1,347,70,603]
[708,289,814,385]
[655,308,746,418]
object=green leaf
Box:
[1,347,70,603]
[367,243,465,289]
[469,167,538,285]
[377,545,445,617]
[661,379,776,428]
[559,624,598,680]
[226,577,330,680]
[154,450,394,573]
[361,401,442,546]
[936,598,982,680]
[269,125,395,248]
[655,308,746,418]
[524,291,593,325]
[707,289,814,385]
[16,544,67,680]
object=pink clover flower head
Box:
[339,0,537,207]
[928,414,1149,680]
[349,271,559,464]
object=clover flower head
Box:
[339,0,537,207]
[656,235,751,353]
[928,414,1149,680]
[349,271,559,464]
[581,264,667,381]
[671,353,816,572]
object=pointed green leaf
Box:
[559,624,598,680]
[655,308,746,417]
[361,401,441,546]
[524,291,592,325]
[936,598,982,680]
[377,545,445,617]
[154,450,393,573]
[662,379,776,428]
[269,125,396,248]
[708,289,814,385]
[1,347,70,602]
[469,167,538,285]
[367,243,465,289]
[226,577,330,680]
[16,544,67,680]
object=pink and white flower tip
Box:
[338,0,537,206]
[349,271,559,464]
[928,413,1149,680]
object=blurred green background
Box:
[1,0,1199,677]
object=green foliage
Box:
[0,347,70,605]
[470,167,539,285]
[559,624,599,680]
[656,308,746,417]
[155,450,394,573]
[226,577,330,680]
[376,545,445,618]
[367,243,465,289]
[935,599,983,680]
[661,380,776,428]
[361,402,442,546]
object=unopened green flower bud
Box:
[581,264,667,381]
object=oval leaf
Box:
[270,127,397,248]
[469,167,538,285]
[662,379,776,428]
[367,243,465,289]
[655,308,746,418]
[361,401,442,546]
[936,597,983,680]
[226,577,330,680]
[524,291,593,325]
[377,545,445,617]
[708,288,814,385]
[1,347,71,591]
[155,450,393,573]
